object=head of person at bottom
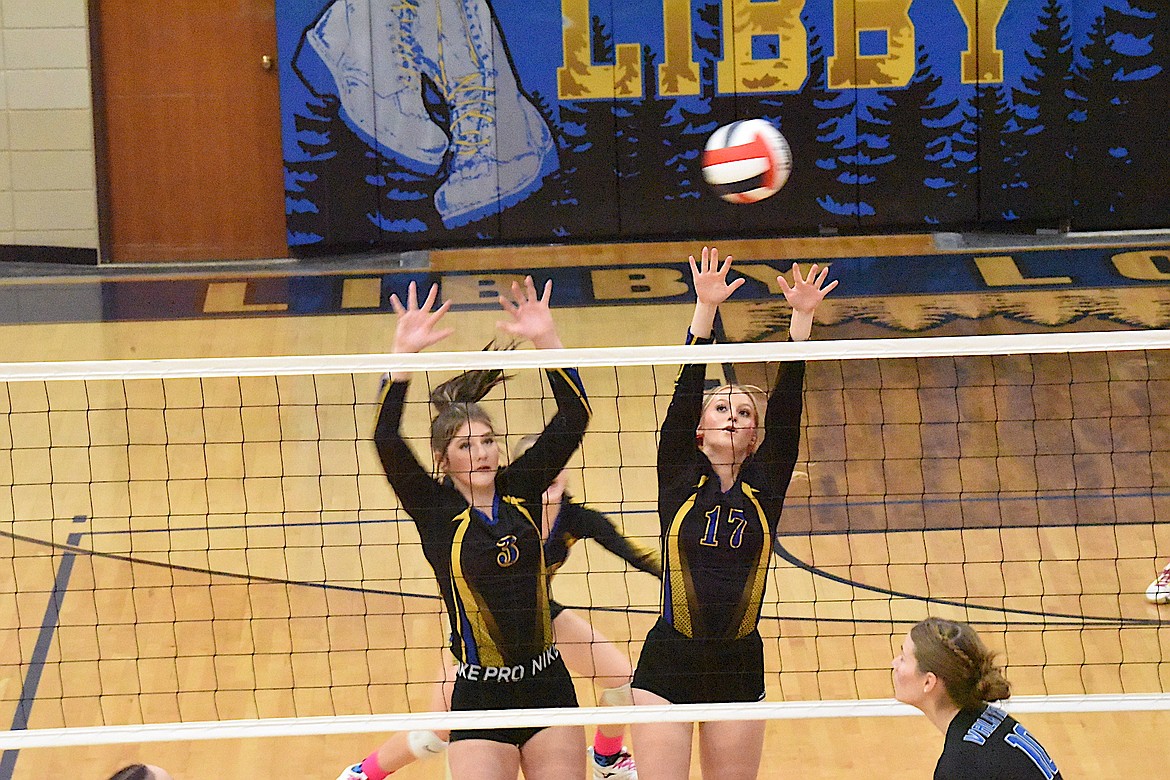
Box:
[107,765,175,780]
[429,367,508,499]
[893,616,1012,727]
[696,383,767,468]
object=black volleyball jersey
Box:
[657,332,804,639]
[543,497,663,584]
[373,368,590,667]
[936,705,1062,780]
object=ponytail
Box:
[428,341,514,457]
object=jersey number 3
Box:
[496,535,520,567]
[700,506,747,548]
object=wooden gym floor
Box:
[0,234,1168,778]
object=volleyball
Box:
[701,119,792,204]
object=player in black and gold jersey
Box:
[894,617,1063,780]
[337,433,660,780]
[356,278,591,780]
[630,247,836,780]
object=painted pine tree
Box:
[1013,0,1077,227]
[284,95,383,250]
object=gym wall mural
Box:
[275,0,1169,251]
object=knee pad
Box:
[408,729,448,759]
[599,682,634,707]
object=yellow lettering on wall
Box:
[1112,251,1170,280]
[974,256,1072,287]
[659,0,701,96]
[203,282,288,313]
[558,0,643,99]
[951,0,1009,83]
[341,278,383,309]
[441,275,522,307]
[717,0,808,94]
[827,0,915,89]
[591,268,690,299]
[735,263,787,293]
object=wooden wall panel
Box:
[96,0,287,262]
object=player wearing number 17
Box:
[630,248,837,780]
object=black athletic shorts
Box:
[632,617,765,704]
[549,598,567,621]
[449,647,578,746]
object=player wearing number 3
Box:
[368,278,591,780]
[630,248,837,780]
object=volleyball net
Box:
[1,332,1168,751]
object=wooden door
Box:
[94,0,287,262]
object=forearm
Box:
[690,302,718,339]
[373,380,409,446]
[526,368,590,477]
[390,342,416,382]
[530,331,563,350]
[790,309,814,342]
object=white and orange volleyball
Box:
[701,119,792,204]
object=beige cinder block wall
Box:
[0,0,97,251]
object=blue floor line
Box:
[0,516,87,780]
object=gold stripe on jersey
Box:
[501,495,553,642]
[732,482,771,638]
[449,509,508,667]
[665,475,707,638]
[550,367,593,417]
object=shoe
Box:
[1147,562,1170,604]
[431,0,557,227]
[588,746,638,780]
[335,764,368,780]
[305,0,450,172]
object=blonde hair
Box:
[697,383,767,458]
[910,617,1012,709]
[701,383,767,422]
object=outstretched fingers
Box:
[392,281,445,314]
[420,281,441,312]
[814,264,839,294]
[717,252,736,279]
[691,247,729,275]
[690,245,746,307]
[778,261,838,314]
[499,276,553,308]
[390,282,453,354]
[426,297,453,327]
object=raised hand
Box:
[779,262,837,342]
[689,246,745,307]
[390,281,454,355]
[497,276,562,350]
[778,262,838,313]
